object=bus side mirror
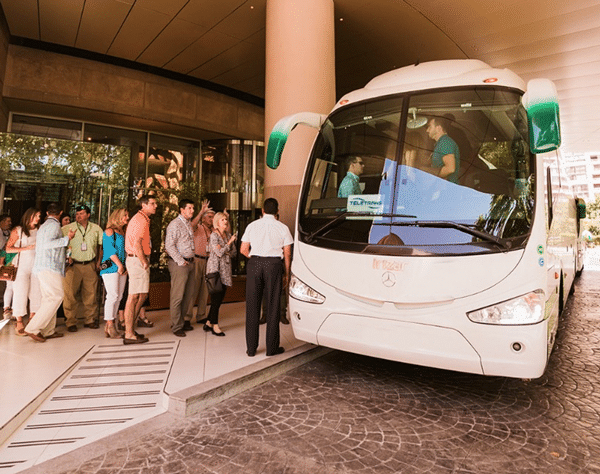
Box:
[522,78,561,154]
[266,112,327,169]
[577,198,587,219]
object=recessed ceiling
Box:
[1,0,599,154]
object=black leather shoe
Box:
[182,321,194,331]
[246,350,256,357]
[84,321,99,329]
[203,323,212,332]
[280,317,290,325]
[173,329,186,337]
[210,327,225,337]
[123,336,148,344]
[267,347,285,356]
[67,325,78,332]
[258,317,266,325]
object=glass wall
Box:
[202,139,264,274]
[0,133,129,225]
[2,114,264,279]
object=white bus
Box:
[268,60,586,379]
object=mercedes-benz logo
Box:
[382,271,396,287]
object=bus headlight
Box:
[289,274,325,304]
[467,290,545,325]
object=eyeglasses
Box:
[355,161,365,166]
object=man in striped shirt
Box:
[165,199,196,337]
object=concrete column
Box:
[264,0,336,232]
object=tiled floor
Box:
[0,302,303,473]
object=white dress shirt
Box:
[241,214,293,258]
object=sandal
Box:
[15,321,26,336]
[137,317,154,328]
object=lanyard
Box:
[178,215,193,240]
[77,223,88,242]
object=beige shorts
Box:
[126,256,150,295]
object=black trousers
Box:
[207,286,227,325]
[246,256,283,355]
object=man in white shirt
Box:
[240,198,293,357]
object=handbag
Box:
[0,229,22,281]
[0,265,16,281]
[205,272,223,294]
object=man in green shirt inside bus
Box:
[426,116,461,184]
[338,155,365,197]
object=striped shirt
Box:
[165,215,195,265]
[32,216,70,276]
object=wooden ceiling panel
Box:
[481,29,600,70]
[212,1,265,40]
[177,0,246,28]
[232,73,264,97]
[468,4,600,55]
[76,0,132,54]
[106,5,171,61]
[137,18,208,68]
[163,29,238,75]
[189,40,257,79]
[135,0,188,16]
[0,0,39,38]
[38,0,84,46]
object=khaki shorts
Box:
[126,256,150,295]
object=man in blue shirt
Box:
[426,117,461,183]
[24,203,75,342]
[338,155,365,197]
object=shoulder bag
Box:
[205,272,223,294]
[0,228,22,281]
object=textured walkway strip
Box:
[0,340,178,473]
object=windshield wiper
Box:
[305,212,350,243]
[406,221,510,249]
[305,212,418,243]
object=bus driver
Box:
[338,155,365,197]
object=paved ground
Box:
[39,267,600,473]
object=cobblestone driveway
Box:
[60,271,600,474]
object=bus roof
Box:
[333,60,526,112]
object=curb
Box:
[168,344,332,417]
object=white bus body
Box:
[267,60,585,378]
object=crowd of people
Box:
[0,196,293,357]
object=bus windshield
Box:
[298,88,535,256]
